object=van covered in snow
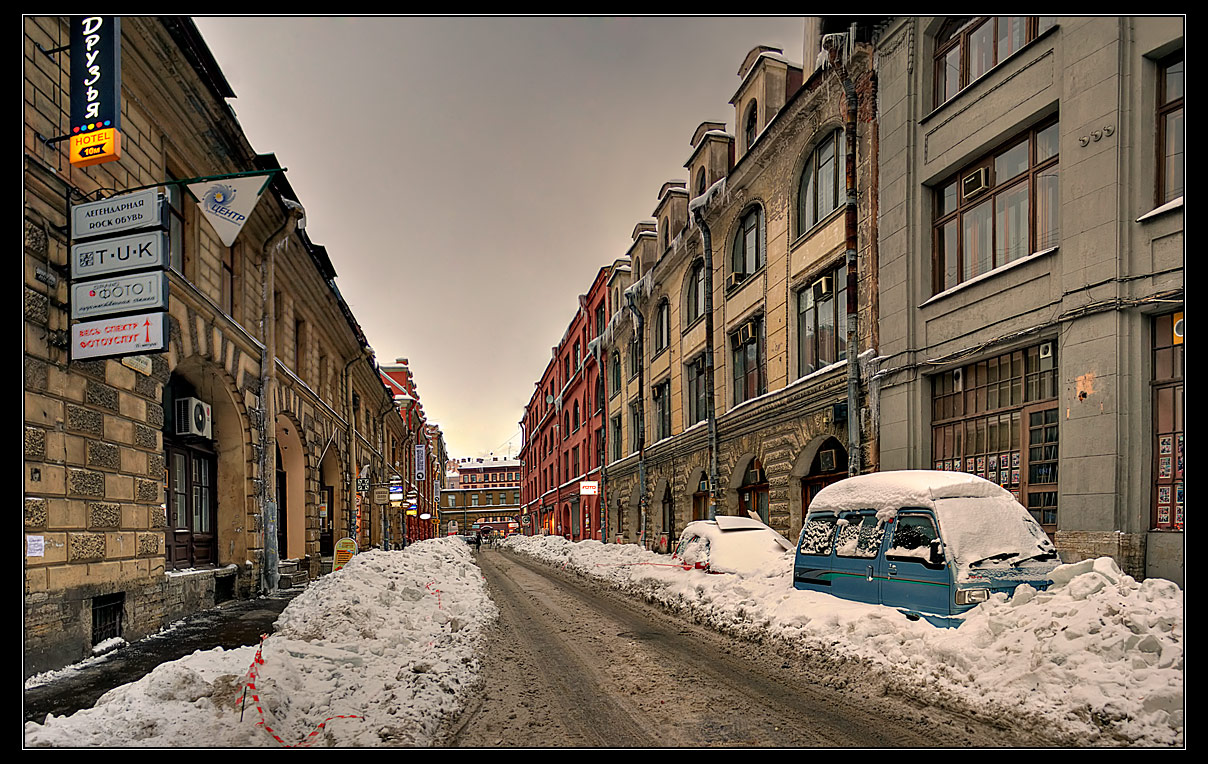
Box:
[793,471,1060,627]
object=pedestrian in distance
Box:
[474,533,481,552]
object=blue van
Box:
[793,471,1060,627]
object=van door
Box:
[794,514,838,591]
[828,511,886,604]
[879,510,952,615]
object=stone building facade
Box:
[599,30,880,549]
[23,17,430,677]
[873,16,1184,585]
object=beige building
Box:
[602,32,878,549]
[23,17,423,677]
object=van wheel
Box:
[904,613,920,621]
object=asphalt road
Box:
[442,548,1056,748]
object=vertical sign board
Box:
[415,443,426,482]
[70,17,122,168]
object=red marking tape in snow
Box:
[425,581,443,609]
[238,633,363,747]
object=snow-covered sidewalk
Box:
[25,538,495,748]
[503,535,1184,747]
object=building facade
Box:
[599,30,880,551]
[520,269,610,540]
[443,457,522,536]
[23,17,437,677]
[873,16,1184,584]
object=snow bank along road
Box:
[443,547,1054,747]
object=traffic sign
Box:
[356,477,370,493]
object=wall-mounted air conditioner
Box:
[175,397,212,439]
[953,368,963,392]
[736,320,757,346]
[962,167,990,199]
[1039,342,1053,360]
[812,276,833,301]
[726,272,747,292]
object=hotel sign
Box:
[69,17,122,168]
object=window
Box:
[696,167,707,196]
[611,414,623,462]
[295,318,308,375]
[1157,52,1184,204]
[447,494,455,508]
[1151,313,1184,530]
[574,340,581,369]
[834,513,886,559]
[596,304,606,337]
[662,217,670,250]
[653,379,671,441]
[933,119,1059,293]
[934,17,1056,107]
[595,377,605,413]
[628,335,640,380]
[472,494,479,507]
[165,443,217,569]
[610,352,621,396]
[573,400,580,432]
[887,513,941,564]
[221,245,237,316]
[731,315,765,406]
[654,300,670,353]
[730,207,763,280]
[629,402,643,454]
[686,355,707,427]
[744,100,759,150]
[572,446,580,477]
[930,342,1058,531]
[799,515,838,555]
[686,260,706,325]
[166,173,191,276]
[796,130,845,235]
[797,264,848,378]
[738,459,769,524]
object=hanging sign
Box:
[415,444,426,482]
[372,487,390,505]
[72,271,169,320]
[71,189,166,241]
[69,16,122,168]
[579,480,599,496]
[186,173,275,247]
[71,230,169,280]
[71,310,167,361]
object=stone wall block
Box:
[88,501,122,529]
[150,505,167,529]
[67,467,106,498]
[85,380,120,412]
[137,533,160,556]
[67,532,105,561]
[25,426,46,460]
[135,478,161,504]
[133,423,159,450]
[25,498,47,529]
[25,287,49,325]
[25,357,48,392]
[86,440,122,470]
[65,404,104,437]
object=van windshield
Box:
[933,496,1057,571]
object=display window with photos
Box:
[931,342,1058,531]
[1152,312,1183,531]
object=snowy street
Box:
[24,535,1183,748]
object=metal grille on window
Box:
[91,592,124,645]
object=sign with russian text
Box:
[71,311,167,361]
[72,271,169,320]
[579,480,599,496]
[70,16,122,168]
[372,486,389,504]
[71,189,166,240]
[333,538,357,572]
[186,173,274,247]
[415,444,426,482]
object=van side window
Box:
[799,515,838,555]
[887,513,940,562]
[835,514,885,559]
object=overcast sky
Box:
[192,16,805,460]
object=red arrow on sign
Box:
[144,318,152,343]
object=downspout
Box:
[343,347,370,550]
[259,198,305,594]
[828,30,863,477]
[693,208,720,520]
[624,290,647,545]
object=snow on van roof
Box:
[808,470,1013,514]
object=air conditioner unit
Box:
[726,271,747,291]
[175,397,212,439]
[953,368,963,392]
[962,167,991,199]
[812,276,833,301]
[736,320,756,346]
[1039,342,1053,360]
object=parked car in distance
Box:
[673,515,794,576]
[793,470,1061,627]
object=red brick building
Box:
[520,268,611,539]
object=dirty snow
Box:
[502,535,1183,747]
[25,539,495,748]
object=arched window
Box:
[662,217,670,250]
[685,260,706,325]
[731,206,763,278]
[696,167,707,196]
[573,400,580,431]
[797,129,845,236]
[744,100,759,151]
[654,299,670,353]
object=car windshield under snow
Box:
[932,496,1057,570]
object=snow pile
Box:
[503,535,1183,746]
[25,538,495,748]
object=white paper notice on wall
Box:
[27,536,45,557]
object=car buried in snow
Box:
[793,470,1061,627]
[671,515,795,576]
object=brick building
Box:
[23,17,434,677]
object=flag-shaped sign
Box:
[186,172,275,247]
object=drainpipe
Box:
[343,346,372,550]
[259,198,305,594]
[624,290,647,545]
[693,208,720,520]
[827,30,863,477]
